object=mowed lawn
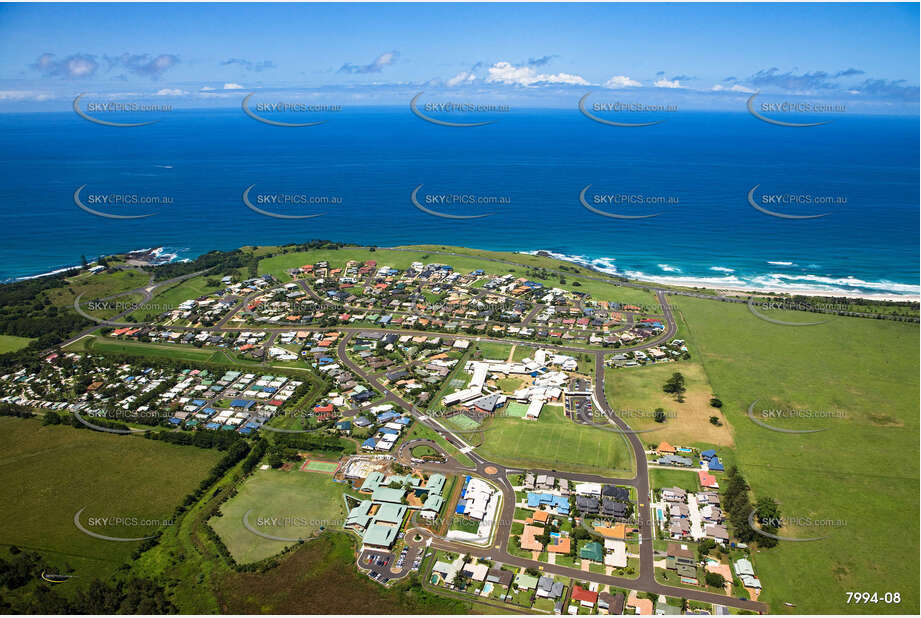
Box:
[604,360,734,447]
[210,468,348,564]
[477,406,634,476]
[76,335,220,362]
[43,268,150,308]
[0,334,35,354]
[672,296,920,614]
[0,418,221,580]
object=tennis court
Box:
[302,459,339,473]
[447,414,481,430]
[504,402,530,418]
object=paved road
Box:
[55,268,215,352]
[334,296,766,613]
[60,262,764,611]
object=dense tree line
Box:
[144,427,244,451]
[0,273,90,344]
[0,403,36,419]
[721,466,779,548]
[0,547,173,614]
[149,249,258,282]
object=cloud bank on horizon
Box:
[0,3,916,111]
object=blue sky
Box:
[0,2,917,111]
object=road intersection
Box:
[64,263,766,613]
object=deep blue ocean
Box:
[0,108,917,297]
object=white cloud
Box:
[446,71,476,87]
[200,86,216,91]
[604,75,641,88]
[712,84,755,93]
[486,61,589,86]
[0,90,51,101]
[222,82,244,90]
[155,88,188,96]
[654,78,682,88]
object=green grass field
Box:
[303,460,339,473]
[476,406,634,476]
[74,335,216,361]
[124,275,223,321]
[649,468,699,492]
[403,421,476,468]
[473,341,515,361]
[67,335,264,367]
[43,268,150,309]
[210,468,348,564]
[0,418,221,582]
[504,402,529,418]
[672,296,920,614]
[446,414,480,431]
[0,334,35,354]
[604,360,734,447]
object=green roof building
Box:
[421,494,444,516]
[373,502,407,525]
[345,500,373,530]
[371,486,406,504]
[362,523,398,548]
[425,473,446,495]
[360,471,385,493]
[386,474,422,488]
[579,541,604,563]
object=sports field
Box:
[446,414,480,431]
[504,402,529,418]
[672,296,920,614]
[210,467,348,564]
[0,418,221,581]
[301,460,339,473]
[476,406,634,476]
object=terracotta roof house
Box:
[520,524,545,552]
[571,585,599,608]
